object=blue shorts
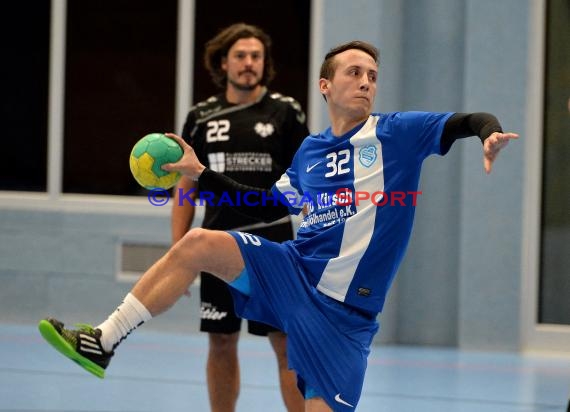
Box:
[228,231,379,411]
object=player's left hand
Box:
[162,133,206,180]
[483,132,519,174]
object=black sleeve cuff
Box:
[198,169,290,223]
[440,112,503,154]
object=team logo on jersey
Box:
[254,122,275,138]
[358,145,377,167]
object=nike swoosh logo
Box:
[334,393,354,408]
[306,161,322,173]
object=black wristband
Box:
[198,168,290,223]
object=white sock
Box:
[96,293,152,353]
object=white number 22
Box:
[206,119,230,142]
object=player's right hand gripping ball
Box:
[129,133,183,190]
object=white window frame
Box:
[521,0,570,352]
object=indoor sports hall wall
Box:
[0,0,562,352]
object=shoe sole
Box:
[38,319,105,379]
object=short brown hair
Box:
[204,23,276,89]
[319,40,379,80]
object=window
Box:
[0,1,50,191]
[539,0,570,325]
[1,1,311,199]
[63,0,178,195]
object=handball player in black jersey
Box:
[171,23,309,412]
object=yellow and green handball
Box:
[129,133,183,190]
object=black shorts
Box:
[199,220,294,336]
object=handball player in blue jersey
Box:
[39,40,518,411]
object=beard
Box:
[228,72,261,91]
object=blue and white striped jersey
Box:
[273,111,453,315]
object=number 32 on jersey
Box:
[325,149,350,177]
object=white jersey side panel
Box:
[316,116,384,301]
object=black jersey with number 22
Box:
[181,89,309,230]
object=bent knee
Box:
[175,229,244,279]
[168,228,213,262]
[182,227,210,242]
[177,228,214,251]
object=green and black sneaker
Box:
[38,318,113,378]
